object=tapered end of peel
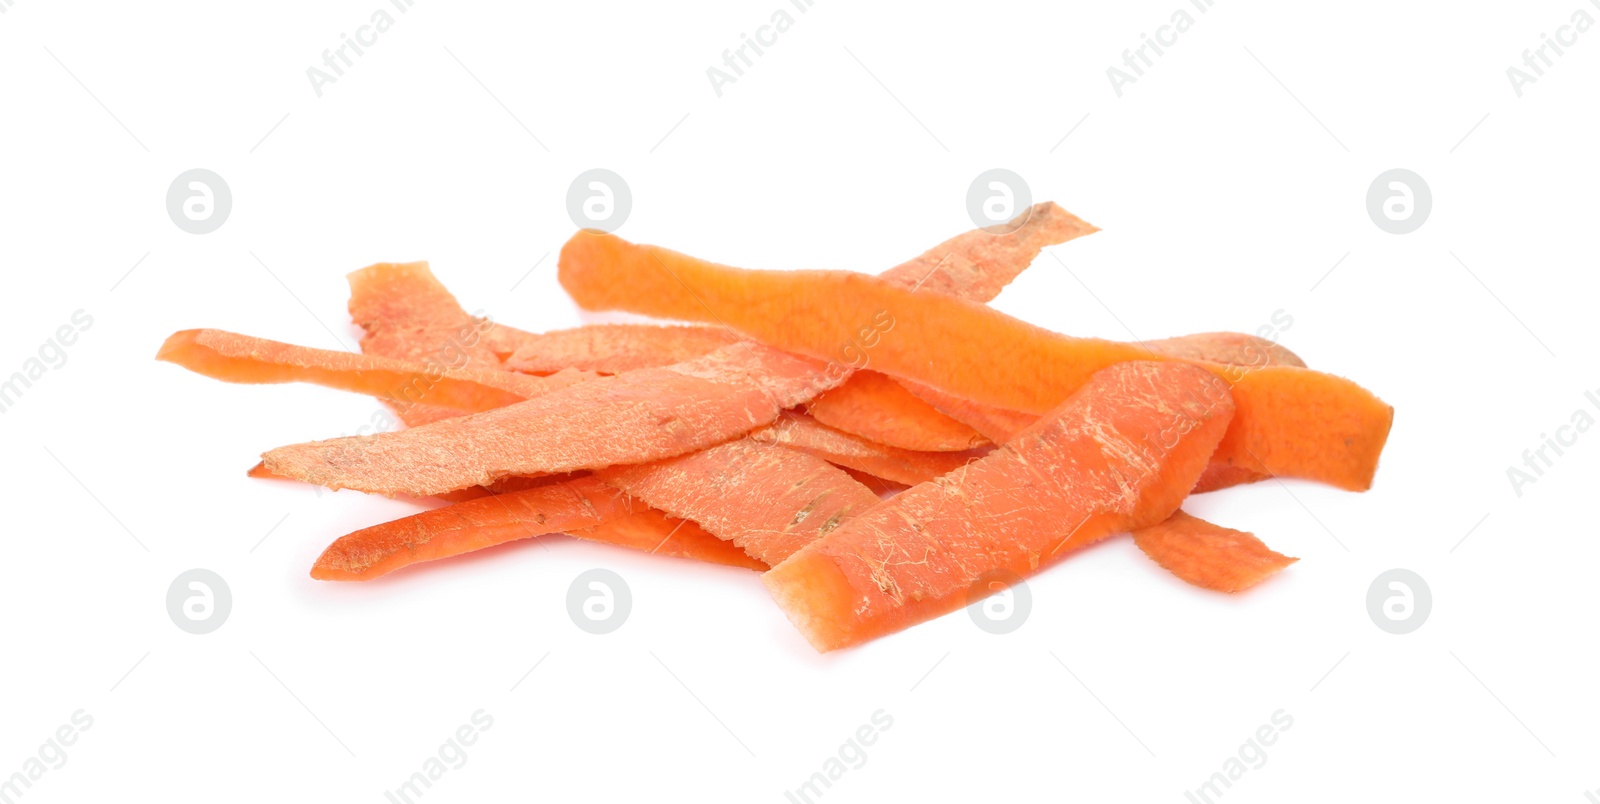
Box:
[762,549,863,653]
[154,329,202,363]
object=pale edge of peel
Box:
[760,550,863,652]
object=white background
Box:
[2,1,1597,801]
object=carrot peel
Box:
[557,232,1391,491]
[597,439,881,565]
[157,328,590,414]
[762,361,1236,651]
[312,477,629,581]
[260,342,840,497]
[1132,511,1297,592]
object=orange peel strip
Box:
[558,232,1391,490]
[1132,510,1298,593]
[503,324,740,375]
[805,370,988,452]
[157,328,590,414]
[597,439,881,565]
[762,361,1235,651]
[568,508,769,571]
[311,476,630,580]
[749,412,981,487]
[260,342,841,497]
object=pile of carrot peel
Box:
[158,203,1392,651]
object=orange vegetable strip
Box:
[901,332,1299,495]
[347,261,493,427]
[499,205,1089,439]
[763,361,1235,651]
[876,202,1099,301]
[1141,332,1305,368]
[249,460,570,502]
[749,414,1280,592]
[889,399,1266,496]
[347,261,515,367]
[311,476,630,581]
[875,205,1288,453]
[312,473,764,579]
[503,324,739,375]
[892,378,1038,444]
[248,460,502,504]
[780,204,1091,445]
[156,328,591,414]
[839,468,907,495]
[893,331,1299,494]
[568,508,768,571]
[1132,510,1297,593]
[1142,333,1297,492]
[895,332,1302,445]
[348,261,558,425]
[806,370,988,452]
[637,203,1089,439]
[559,234,1391,490]
[1192,463,1270,494]
[596,439,882,565]
[389,403,476,427]
[260,342,841,497]
[750,412,980,487]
